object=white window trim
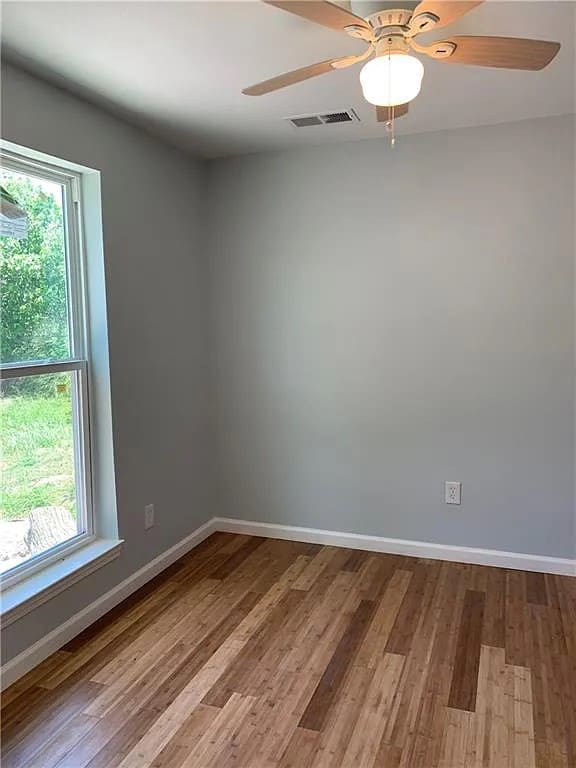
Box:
[1,141,121,615]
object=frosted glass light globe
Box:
[360,54,424,107]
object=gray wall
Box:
[207,115,575,560]
[1,62,212,661]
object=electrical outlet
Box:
[144,503,155,529]
[445,481,462,505]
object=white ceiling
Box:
[2,1,574,158]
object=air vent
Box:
[291,115,323,128]
[286,108,360,128]
[321,111,353,124]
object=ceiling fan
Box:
[242,0,561,126]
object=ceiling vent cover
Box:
[291,115,323,127]
[321,111,353,124]
[286,108,360,128]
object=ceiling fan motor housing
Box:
[344,6,440,48]
[374,33,411,57]
[365,8,413,30]
[348,0,418,21]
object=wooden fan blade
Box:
[376,103,409,121]
[263,1,370,33]
[410,1,483,34]
[432,36,561,70]
[243,59,337,96]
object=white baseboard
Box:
[0,518,217,691]
[2,514,574,690]
[214,517,576,577]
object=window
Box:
[1,151,93,585]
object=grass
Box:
[0,393,76,521]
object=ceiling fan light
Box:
[359,54,424,107]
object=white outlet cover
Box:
[445,481,462,505]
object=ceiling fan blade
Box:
[429,36,561,70]
[263,1,370,33]
[409,1,483,34]
[376,103,409,121]
[243,59,337,96]
[242,47,372,95]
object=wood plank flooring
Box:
[1,533,575,767]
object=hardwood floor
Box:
[1,533,575,767]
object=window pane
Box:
[0,372,82,574]
[0,169,71,364]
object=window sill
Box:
[0,538,123,626]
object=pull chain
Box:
[388,105,395,147]
[386,53,395,148]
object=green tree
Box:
[1,175,69,394]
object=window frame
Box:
[0,149,95,588]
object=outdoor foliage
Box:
[1,175,69,395]
[1,174,75,523]
[0,391,75,521]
